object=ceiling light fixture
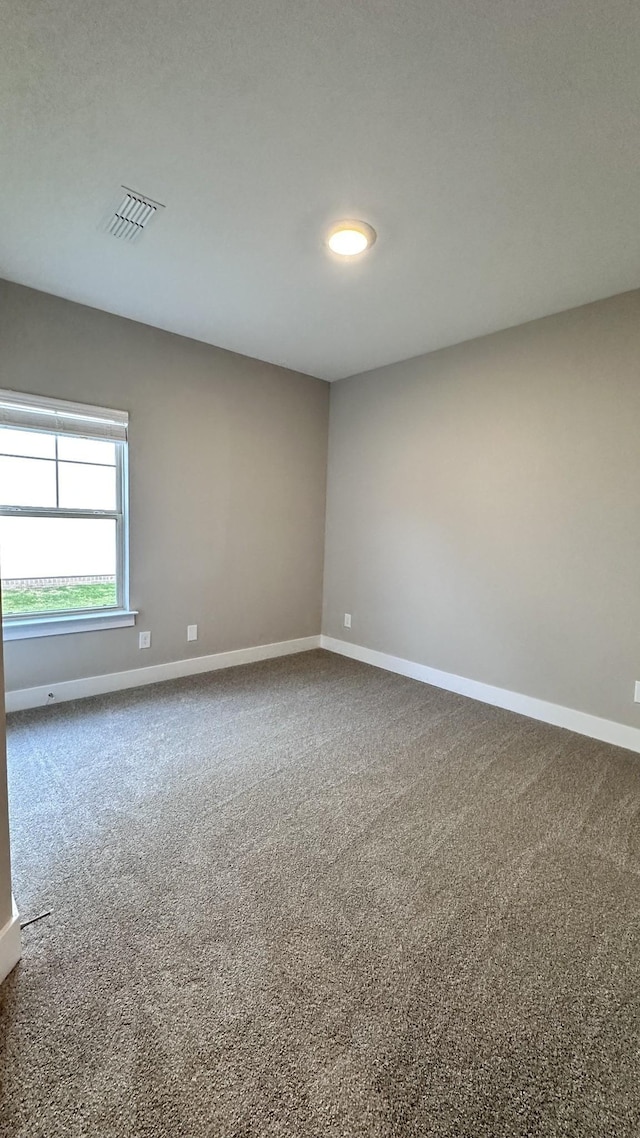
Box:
[327,220,376,257]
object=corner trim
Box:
[5,636,321,712]
[320,636,640,755]
[0,897,21,984]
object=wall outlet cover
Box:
[343,613,352,629]
[139,631,151,649]
[187,624,198,642]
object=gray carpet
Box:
[1,649,640,1136]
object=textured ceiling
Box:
[1,0,639,380]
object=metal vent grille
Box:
[106,189,164,241]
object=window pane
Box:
[58,462,116,510]
[57,436,116,466]
[0,516,117,615]
[0,455,56,507]
[0,427,56,459]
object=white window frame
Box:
[0,389,137,640]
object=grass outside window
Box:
[3,582,117,617]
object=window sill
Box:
[2,609,138,641]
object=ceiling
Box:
[1,1,639,381]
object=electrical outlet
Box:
[187,624,198,642]
[343,613,352,629]
[139,631,151,649]
[635,681,640,703]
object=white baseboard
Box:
[5,635,321,713]
[9,630,638,754]
[320,636,640,755]
[0,897,21,984]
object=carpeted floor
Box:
[1,649,640,1136]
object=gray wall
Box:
[5,279,640,731]
[0,618,11,927]
[323,290,640,728]
[0,281,329,692]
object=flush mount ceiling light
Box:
[326,220,377,257]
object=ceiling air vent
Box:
[106,188,165,242]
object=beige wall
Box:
[5,279,640,731]
[323,290,640,728]
[0,618,12,928]
[0,281,329,692]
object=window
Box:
[0,389,136,640]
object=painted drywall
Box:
[0,281,329,691]
[0,599,12,929]
[323,290,640,729]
